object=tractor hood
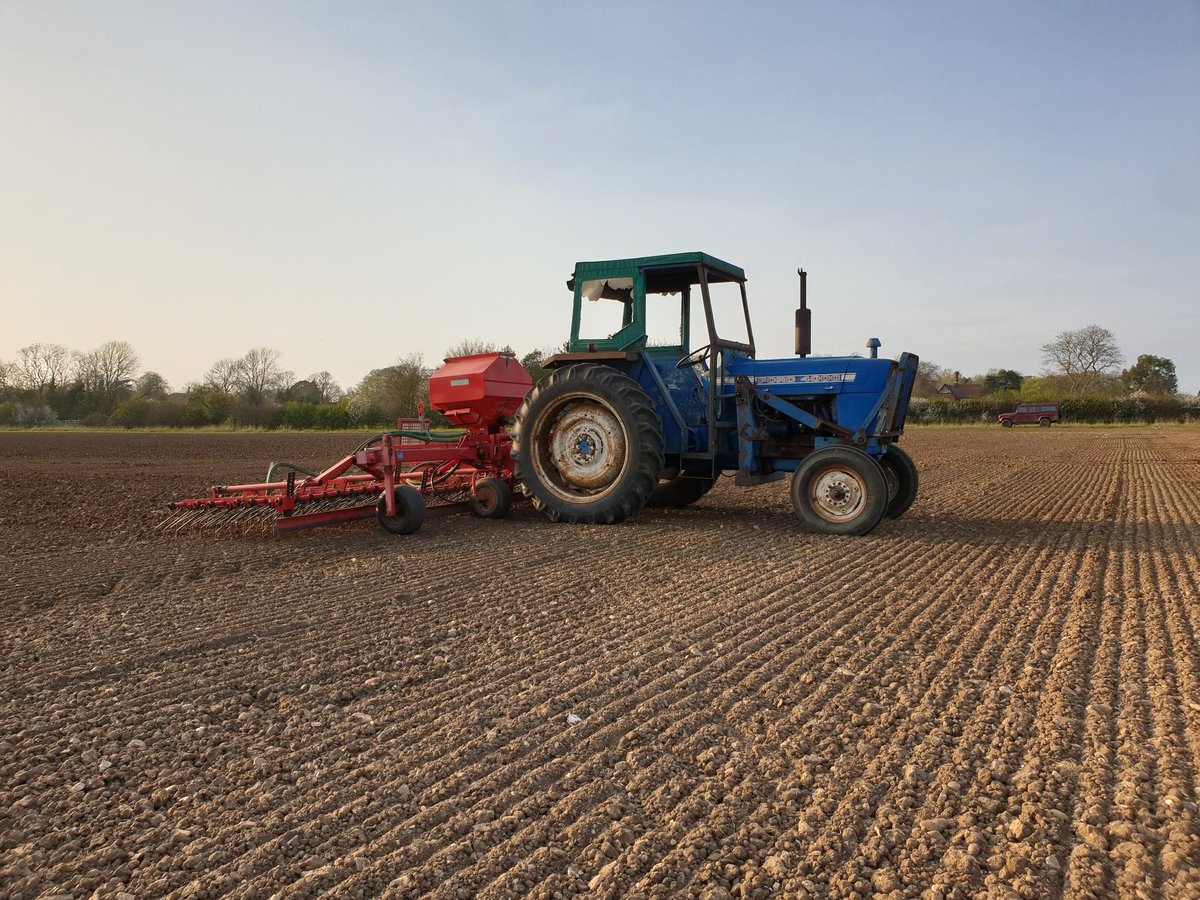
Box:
[727,356,895,396]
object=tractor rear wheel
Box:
[512,364,664,524]
[648,473,719,508]
[879,445,918,519]
[376,485,426,535]
[469,477,512,519]
[790,447,888,536]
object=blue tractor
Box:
[511,252,919,536]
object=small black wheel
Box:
[1001,418,1014,428]
[790,447,888,536]
[511,363,664,524]
[878,445,918,519]
[647,473,718,508]
[469,477,512,519]
[1039,417,1051,427]
[376,485,426,535]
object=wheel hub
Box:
[546,401,627,492]
[811,468,866,522]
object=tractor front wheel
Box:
[512,364,664,524]
[377,485,426,535]
[791,447,888,536]
[879,445,918,519]
[648,472,719,508]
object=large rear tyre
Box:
[647,473,718,508]
[511,364,664,524]
[878,445,918,519]
[376,485,426,535]
[790,447,888,536]
[469,477,512,519]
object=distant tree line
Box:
[0,340,562,429]
[908,394,1200,426]
[912,324,1188,422]
[2,324,1188,428]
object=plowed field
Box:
[2,428,1199,899]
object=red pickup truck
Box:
[998,402,1060,427]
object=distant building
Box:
[937,383,982,400]
[937,371,982,401]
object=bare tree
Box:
[445,339,497,359]
[0,359,14,392]
[234,347,291,404]
[17,343,73,391]
[1041,324,1123,396]
[308,371,343,403]
[205,358,241,394]
[74,341,140,397]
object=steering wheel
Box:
[676,344,712,370]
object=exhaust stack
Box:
[795,269,811,357]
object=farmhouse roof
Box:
[937,383,983,400]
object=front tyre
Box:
[878,445,918,519]
[511,364,664,524]
[790,447,888,536]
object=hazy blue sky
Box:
[2,1,1198,391]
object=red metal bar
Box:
[274,499,470,532]
[275,505,376,532]
[215,474,378,496]
[381,434,397,517]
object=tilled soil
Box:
[2,428,1199,899]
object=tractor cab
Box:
[562,251,754,367]
[541,252,760,471]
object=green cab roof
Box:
[570,251,745,290]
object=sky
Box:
[2,1,1198,393]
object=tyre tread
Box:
[511,364,664,525]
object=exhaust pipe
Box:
[795,268,811,357]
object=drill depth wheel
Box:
[376,485,427,535]
[469,477,513,519]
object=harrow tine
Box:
[172,510,202,532]
[155,503,281,537]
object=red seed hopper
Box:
[160,352,532,536]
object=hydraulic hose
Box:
[352,428,465,454]
[264,461,320,483]
[269,428,468,485]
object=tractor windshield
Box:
[705,279,751,349]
